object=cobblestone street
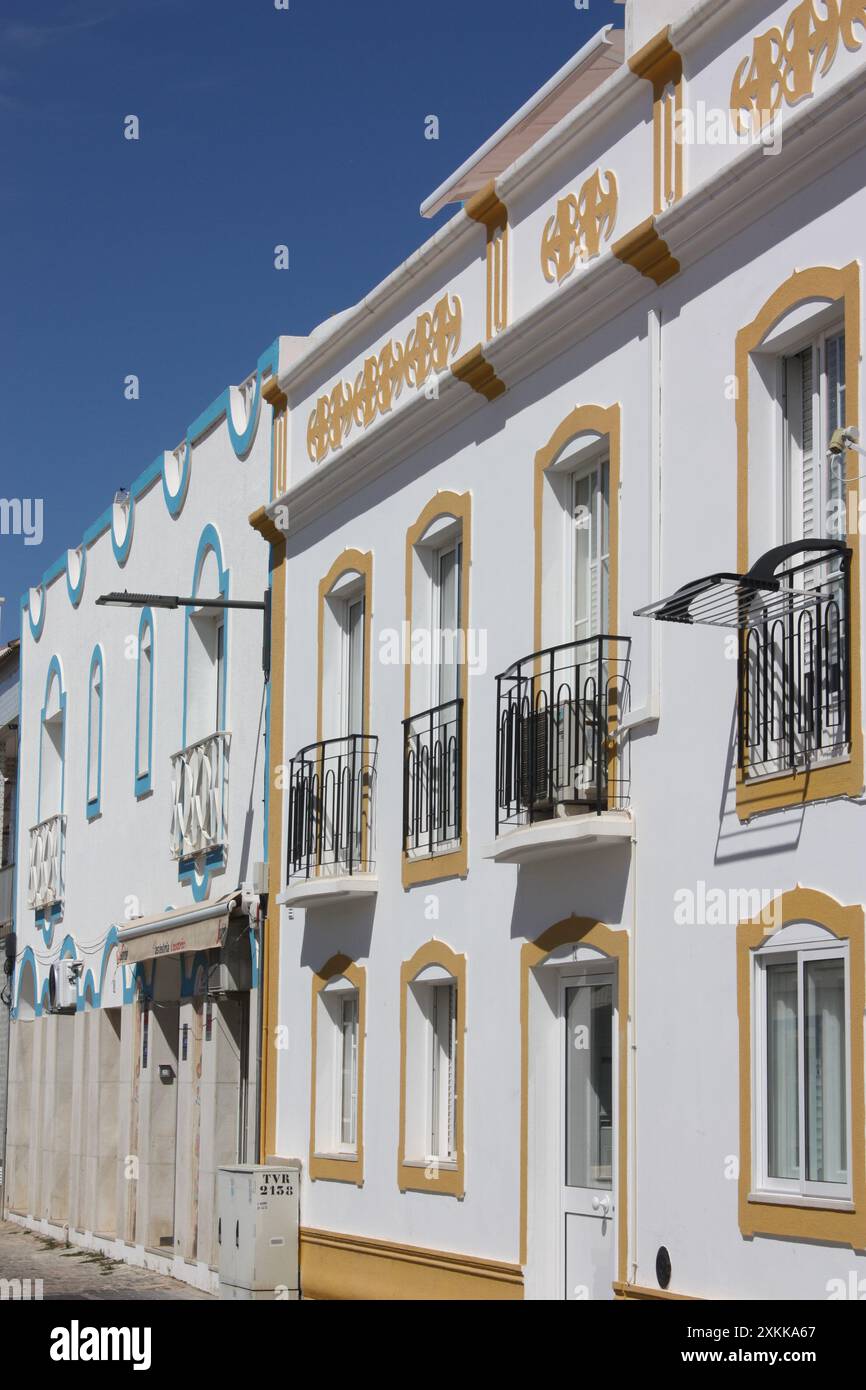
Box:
[0,1221,214,1300]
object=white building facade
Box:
[5,348,280,1291]
[257,0,866,1300]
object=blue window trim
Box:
[86,645,104,820]
[135,608,155,797]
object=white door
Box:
[561,972,616,1300]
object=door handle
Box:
[592,1194,611,1214]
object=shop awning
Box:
[116,895,239,965]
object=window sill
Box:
[742,751,851,787]
[402,842,468,887]
[312,1150,358,1163]
[748,1189,854,1212]
[402,1157,458,1172]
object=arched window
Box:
[135,610,154,795]
[309,953,366,1184]
[86,646,104,818]
[39,658,65,823]
[29,659,66,911]
[398,940,466,1197]
[183,526,228,749]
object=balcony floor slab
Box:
[277,875,379,909]
[483,811,634,865]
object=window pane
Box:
[437,545,461,706]
[573,464,609,643]
[340,993,358,1147]
[565,981,613,1190]
[805,958,847,1185]
[346,599,364,735]
[766,961,799,1181]
[88,668,101,804]
[429,982,456,1160]
[137,633,151,778]
[783,348,814,542]
[826,333,846,538]
[215,622,225,732]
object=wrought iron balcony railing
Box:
[402,698,463,858]
[170,731,230,859]
[739,550,851,780]
[27,813,66,909]
[286,734,377,881]
[495,636,631,835]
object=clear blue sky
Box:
[0,0,623,640]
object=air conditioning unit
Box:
[206,932,252,996]
[217,1164,300,1300]
[48,959,80,1014]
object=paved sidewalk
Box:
[0,1221,214,1300]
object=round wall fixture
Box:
[66,546,86,607]
[656,1245,672,1291]
[163,443,190,516]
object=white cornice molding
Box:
[659,63,866,273]
[671,0,754,54]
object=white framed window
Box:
[315,977,360,1157]
[338,991,359,1147]
[428,979,456,1161]
[135,618,153,790]
[406,972,457,1164]
[343,595,365,736]
[779,327,846,547]
[86,652,102,812]
[570,457,609,644]
[214,618,225,732]
[433,540,462,707]
[753,928,851,1202]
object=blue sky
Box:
[0,0,623,640]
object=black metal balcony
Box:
[286,735,377,881]
[495,636,631,835]
[402,698,463,857]
[739,549,851,780]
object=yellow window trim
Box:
[534,403,621,650]
[402,492,471,888]
[519,916,629,1280]
[736,886,866,1246]
[397,939,467,1198]
[735,264,863,819]
[309,953,367,1185]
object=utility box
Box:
[217,1164,300,1300]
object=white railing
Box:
[170,732,230,860]
[27,815,65,909]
